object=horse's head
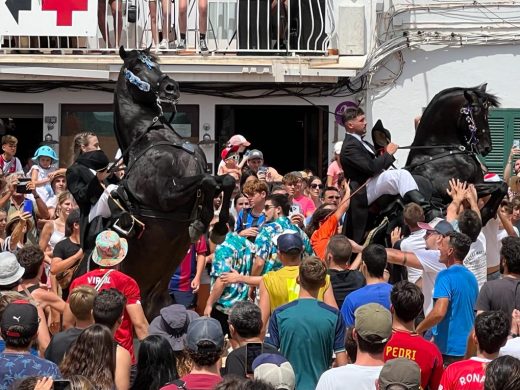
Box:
[461,83,499,156]
[118,46,180,112]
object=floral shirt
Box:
[211,232,255,314]
[255,216,314,275]
[0,352,61,390]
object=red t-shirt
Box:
[384,329,444,390]
[69,269,141,362]
[176,373,222,389]
[439,357,490,390]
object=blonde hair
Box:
[56,191,75,218]
[69,286,98,321]
[73,132,96,159]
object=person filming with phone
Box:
[223,301,281,378]
[504,139,520,199]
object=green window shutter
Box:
[484,109,520,175]
[486,113,507,174]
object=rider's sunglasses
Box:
[311,184,324,189]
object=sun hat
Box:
[252,354,295,390]
[354,303,392,343]
[5,211,34,236]
[149,304,200,351]
[227,134,251,147]
[0,252,25,286]
[417,217,455,236]
[1,300,39,339]
[32,145,58,164]
[379,358,421,390]
[186,317,224,353]
[91,230,128,267]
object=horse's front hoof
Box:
[189,220,205,243]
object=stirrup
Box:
[112,215,135,237]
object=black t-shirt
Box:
[53,237,81,261]
[44,327,84,365]
[223,343,280,378]
[328,269,366,309]
[476,277,520,320]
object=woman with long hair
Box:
[40,191,76,258]
[306,176,324,208]
[131,335,179,390]
[60,324,116,390]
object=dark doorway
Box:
[0,104,44,171]
[215,105,328,177]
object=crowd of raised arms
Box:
[3,112,520,390]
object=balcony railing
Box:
[0,0,335,55]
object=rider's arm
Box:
[386,249,423,270]
[340,138,395,178]
[66,166,104,205]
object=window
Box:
[484,109,520,174]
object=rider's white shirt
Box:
[349,133,375,155]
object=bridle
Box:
[123,51,177,118]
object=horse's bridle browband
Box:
[123,52,175,117]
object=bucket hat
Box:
[91,230,128,267]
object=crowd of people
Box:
[2,105,520,390]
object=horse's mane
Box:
[425,86,500,115]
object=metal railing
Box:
[0,0,334,55]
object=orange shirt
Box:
[311,214,338,260]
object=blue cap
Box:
[275,231,303,253]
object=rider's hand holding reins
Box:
[386,142,399,155]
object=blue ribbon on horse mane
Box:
[138,52,156,69]
[124,69,151,92]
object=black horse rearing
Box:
[114,47,235,319]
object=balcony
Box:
[0,0,365,83]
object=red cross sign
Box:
[42,0,89,26]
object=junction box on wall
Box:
[337,4,366,55]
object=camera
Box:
[128,4,137,23]
[16,178,32,194]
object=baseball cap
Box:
[221,145,240,161]
[274,231,304,253]
[0,252,25,286]
[379,358,421,390]
[253,354,295,390]
[228,134,251,147]
[484,173,501,182]
[354,303,392,343]
[248,149,264,160]
[1,300,39,339]
[417,217,455,236]
[186,317,224,353]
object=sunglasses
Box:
[264,204,276,211]
[311,184,324,189]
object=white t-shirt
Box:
[482,217,500,268]
[414,249,446,315]
[500,337,520,359]
[316,364,383,390]
[401,229,426,283]
[463,232,487,290]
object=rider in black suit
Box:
[340,108,429,244]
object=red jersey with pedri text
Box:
[384,329,444,390]
[439,357,490,390]
[69,269,141,362]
